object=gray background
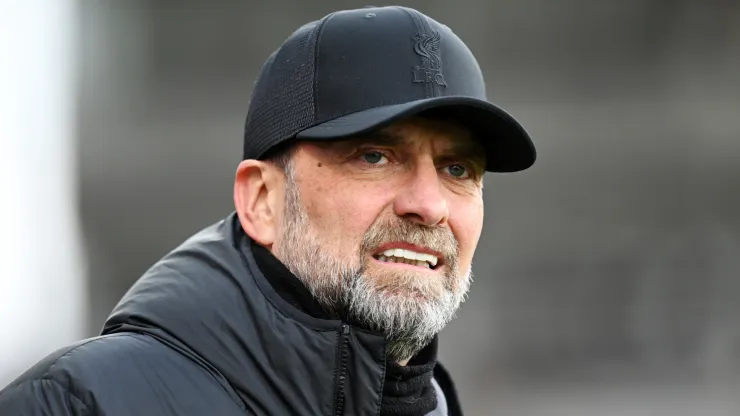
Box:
[77,1,740,414]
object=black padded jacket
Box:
[0,213,462,415]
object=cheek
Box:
[449,197,484,268]
[298,175,392,253]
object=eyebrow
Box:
[447,140,484,161]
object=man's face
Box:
[271,116,485,362]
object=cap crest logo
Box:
[412,31,447,87]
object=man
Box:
[0,5,535,416]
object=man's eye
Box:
[362,152,388,165]
[446,164,469,178]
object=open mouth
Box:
[372,248,441,270]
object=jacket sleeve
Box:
[0,378,90,416]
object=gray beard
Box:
[272,164,472,363]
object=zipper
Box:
[333,324,350,416]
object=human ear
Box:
[233,159,282,247]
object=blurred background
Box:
[2,0,740,414]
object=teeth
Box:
[379,248,439,268]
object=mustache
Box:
[360,217,459,265]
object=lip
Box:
[370,256,442,273]
[372,242,445,269]
[373,242,443,259]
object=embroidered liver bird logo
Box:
[412,31,447,87]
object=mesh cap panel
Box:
[242,21,322,160]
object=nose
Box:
[393,160,449,227]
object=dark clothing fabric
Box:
[252,241,441,416]
[382,340,439,416]
[0,213,463,415]
[251,241,331,320]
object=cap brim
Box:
[296,96,536,172]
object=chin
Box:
[368,277,447,303]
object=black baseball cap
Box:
[243,6,536,172]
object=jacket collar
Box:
[101,213,387,413]
[250,240,331,320]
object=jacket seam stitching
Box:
[373,344,387,416]
[108,321,251,414]
[133,330,250,413]
[42,377,92,416]
[44,334,133,376]
[0,337,128,402]
[37,334,134,414]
